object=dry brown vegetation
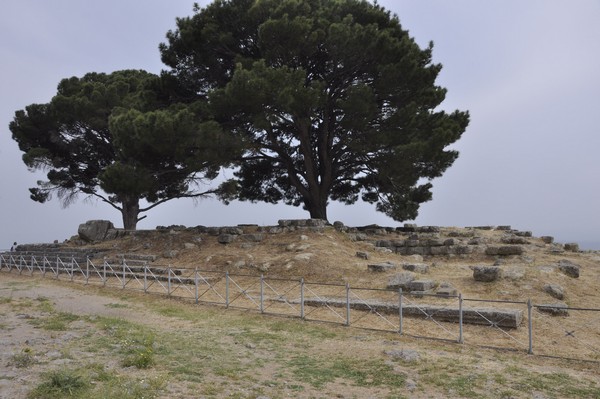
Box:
[3,223,600,398]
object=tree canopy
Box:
[9,70,236,229]
[160,0,469,221]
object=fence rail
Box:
[1,253,599,362]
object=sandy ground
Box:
[0,273,172,399]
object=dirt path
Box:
[0,274,187,399]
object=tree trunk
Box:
[121,196,140,230]
[304,194,328,221]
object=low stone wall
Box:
[301,297,523,329]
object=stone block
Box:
[514,231,533,237]
[444,238,458,246]
[558,259,580,278]
[376,240,393,248]
[541,236,554,244]
[78,220,115,242]
[543,284,564,300]
[485,246,499,256]
[473,266,502,282]
[415,226,440,233]
[455,245,473,255]
[218,234,237,244]
[241,233,264,242]
[538,302,569,316]
[401,263,429,273]
[408,279,436,292]
[220,227,244,235]
[501,236,529,245]
[496,225,512,231]
[387,272,416,290]
[430,246,449,256]
[355,251,369,260]
[497,246,524,256]
[368,262,397,272]
[436,287,458,297]
[427,239,444,247]
[564,243,580,252]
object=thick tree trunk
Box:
[121,196,140,230]
[304,194,328,221]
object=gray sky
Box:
[1,0,599,249]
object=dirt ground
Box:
[0,274,168,399]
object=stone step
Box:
[298,297,523,329]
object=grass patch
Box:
[105,303,128,309]
[31,312,79,331]
[35,296,54,312]
[0,297,12,305]
[28,369,89,398]
[27,364,165,399]
[94,317,156,369]
[10,348,37,368]
[288,355,405,389]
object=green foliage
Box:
[9,70,237,229]
[31,312,79,331]
[28,369,89,398]
[161,0,470,221]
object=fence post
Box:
[143,265,148,293]
[458,293,464,343]
[103,258,107,286]
[226,272,230,308]
[71,256,75,282]
[168,266,172,296]
[528,299,533,354]
[42,256,46,277]
[345,283,350,327]
[398,288,403,335]
[85,258,89,285]
[194,268,199,304]
[260,274,265,314]
[300,278,305,319]
[122,260,126,289]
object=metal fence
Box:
[1,253,599,362]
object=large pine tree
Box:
[161,0,469,221]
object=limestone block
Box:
[455,246,473,255]
[430,246,449,256]
[368,262,397,272]
[558,259,580,278]
[220,227,243,235]
[356,251,369,260]
[543,284,565,300]
[473,266,502,282]
[444,238,458,246]
[241,233,264,242]
[436,286,458,297]
[514,231,533,237]
[78,220,115,242]
[497,246,524,256]
[541,236,554,244]
[538,302,569,316]
[218,234,236,244]
[427,239,444,247]
[387,272,416,290]
[401,263,429,274]
[501,236,529,245]
[408,279,436,292]
[564,243,580,252]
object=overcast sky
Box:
[1,0,599,250]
